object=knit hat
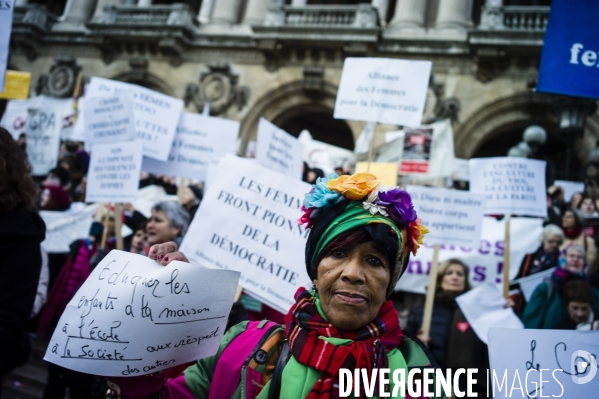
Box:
[300,173,428,296]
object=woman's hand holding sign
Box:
[148,241,189,266]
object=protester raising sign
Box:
[82,77,184,161]
[488,328,599,398]
[84,93,136,146]
[255,118,304,180]
[85,140,143,203]
[407,185,485,248]
[469,157,547,217]
[180,154,312,313]
[334,57,431,126]
[142,112,240,181]
[395,217,543,294]
[44,251,240,376]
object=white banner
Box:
[142,112,239,181]
[26,98,67,176]
[488,328,599,398]
[44,250,240,376]
[0,0,14,92]
[255,118,304,180]
[334,57,431,126]
[85,140,143,203]
[554,180,585,202]
[297,129,355,175]
[470,157,547,217]
[395,217,543,294]
[407,185,485,248]
[82,77,184,161]
[0,96,43,139]
[84,93,136,146]
[41,204,98,253]
[180,155,312,313]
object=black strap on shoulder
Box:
[267,340,290,399]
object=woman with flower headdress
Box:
[106,172,443,399]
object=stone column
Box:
[243,0,278,25]
[211,0,243,24]
[137,0,152,6]
[435,0,473,29]
[198,0,215,23]
[62,0,97,24]
[291,0,307,5]
[389,0,426,28]
[371,0,389,25]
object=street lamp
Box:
[523,125,547,157]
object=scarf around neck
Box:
[563,227,583,240]
[284,287,403,399]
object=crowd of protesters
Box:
[2,124,599,399]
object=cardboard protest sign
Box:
[407,185,485,248]
[488,328,599,398]
[395,217,543,294]
[0,0,15,92]
[297,129,355,175]
[26,99,67,176]
[0,96,43,139]
[334,57,431,126]
[469,157,547,217]
[355,162,397,187]
[0,70,31,100]
[85,141,143,203]
[399,127,433,174]
[83,77,184,161]
[142,112,240,181]
[180,155,312,313]
[554,180,585,202]
[255,118,304,180]
[44,250,240,376]
[84,93,136,146]
[456,283,523,345]
[453,158,470,181]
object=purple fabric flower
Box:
[375,188,417,224]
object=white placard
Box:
[84,93,136,146]
[456,283,523,344]
[453,158,470,181]
[469,157,547,217]
[85,141,143,203]
[297,129,355,175]
[407,185,485,248]
[488,328,599,398]
[0,96,43,139]
[26,98,66,176]
[396,216,543,294]
[255,118,304,180]
[354,122,376,154]
[83,77,184,161]
[44,250,240,376]
[41,204,98,253]
[334,57,432,126]
[0,0,14,92]
[554,180,585,202]
[132,185,178,218]
[142,112,240,181]
[514,267,556,303]
[180,155,312,313]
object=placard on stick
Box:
[44,250,240,376]
[85,140,143,203]
[255,118,304,180]
[84,93,136,147]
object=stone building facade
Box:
[7,0,599,181]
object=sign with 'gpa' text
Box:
[469,157,547,217]
[334,58,431,126]
[44,250,240,376]
[180,155,312,313]
[255,118,304,180]
[85,140,143,203]
[26,99,67,176]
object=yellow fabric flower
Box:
[327,173,379,201]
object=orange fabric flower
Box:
[327,173,379,201]
[402,219,429,256]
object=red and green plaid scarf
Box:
[284,287,403,399]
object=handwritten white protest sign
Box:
[554,180,585,202]
[86,141,143,203]
[83,77,183,161]
[142,112,240,181]
[0,0,14,92]
[26,99,66,176]
[44,250,240,376]
[84,93,136,146]
[488,328,599,398]
[396,217,543,294]
[407,185,485,248]
[255,118,304,180]
[180,155,312,313]
[469,157,547,217]
[334,58,431,126]
[456,283,523,345]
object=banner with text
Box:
[488,328,599,398]
[84,93,136,146]
[142,112,239,181]
[44,251,240,376]
[26,98,68,176]
[82,77,183,161]
[255,118,304,180]
[180,155,312,313]
[407,185,485,248]
[334,57,431,126]
[399,127,433,174]
[0,0,14,92]
[469,157,547,217]
[395,217,543,294]
[0,96,43,139]
[85,140,143,203]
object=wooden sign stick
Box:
[114,203,124,251]
[421,244,440,341]
[503,214,512,299]
[94,202,105,222]
[234,285,244,302]
[177,178,187,204]
[100,203,111,250]
[366,123,377,173]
